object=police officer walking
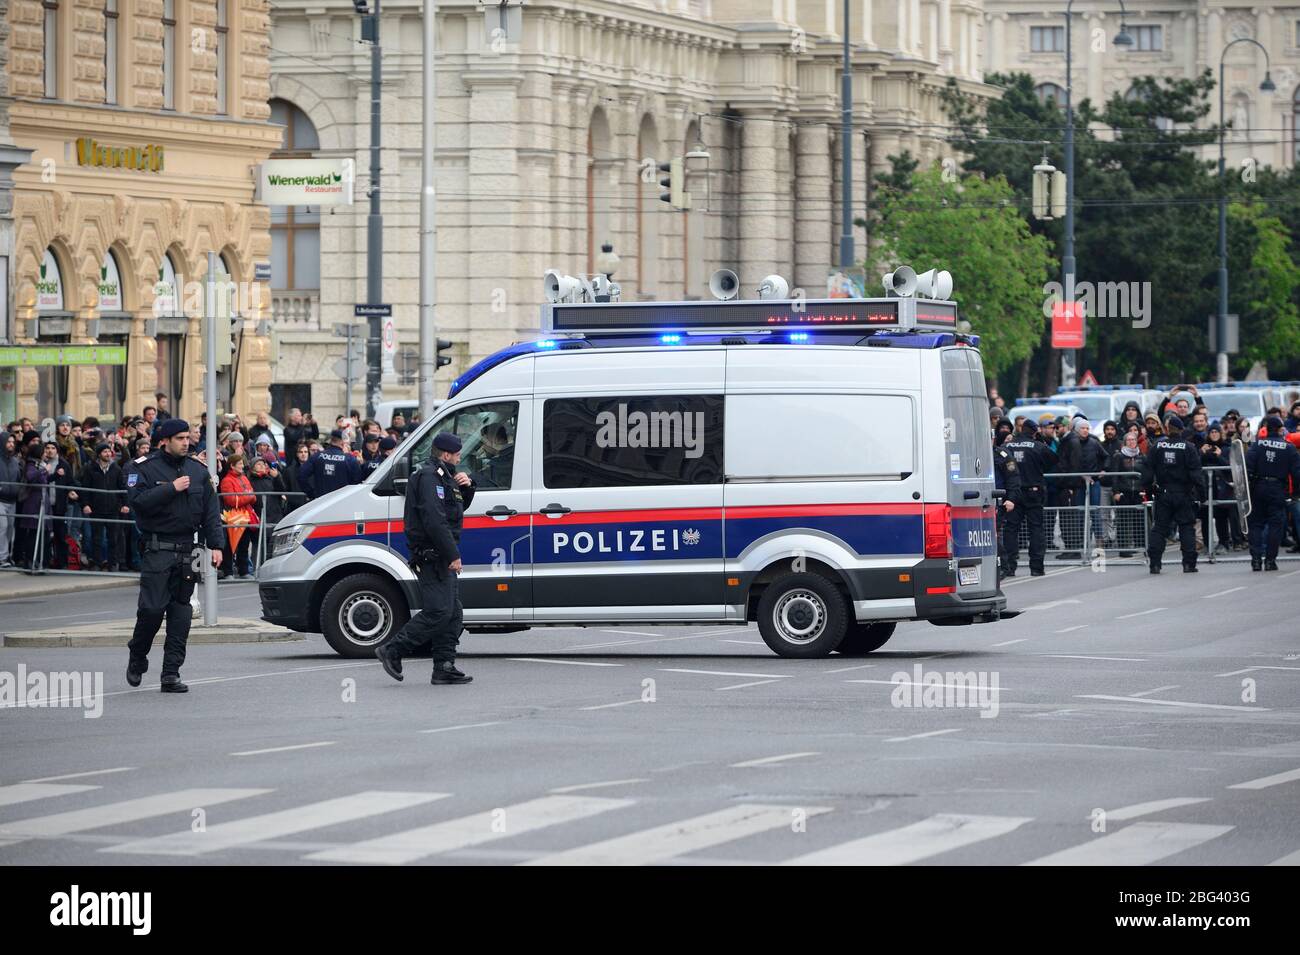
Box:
[123,419,224,692]
[1001,420,1058,576]
[993,428,1021,580]
[1246,415,1300,571]
[300,429,362,499]
[376,432,476,685]
[1141,415,1202,574]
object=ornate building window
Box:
[1133,25,1162,52]
[1036,83,1066,107]
[1030,26,1064,53]
[268,99,321,292]
[216,0,229,115]
[163,0,176,110]
[105,1,118,104]
[43,1,58,98]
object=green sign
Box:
[0,346,128,367]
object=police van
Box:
[258,265,1010,659]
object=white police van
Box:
[258,266,1010,659]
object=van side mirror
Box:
[393,455,410,495]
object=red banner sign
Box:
[1051,301,1085,349]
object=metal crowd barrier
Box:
[1008,468,1298,564]
[0,479,308,578]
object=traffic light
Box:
[436,338,453,369]
[658,158,690,210]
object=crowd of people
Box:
[990,387,1300,572]
[0,395,421,576]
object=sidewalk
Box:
[0,571,138,601]
[3,616,304,648]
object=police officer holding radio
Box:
[1246,415,1300,571]
[1001,419,1058,576]
[123,419,224,692]
[376,432,476,685]
[300,429,362,499]
[1141,415,1202,574]
[993,429,1021,580]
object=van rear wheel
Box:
[320,574,409,658]
[835,621,897,656]
[756,573,849,658]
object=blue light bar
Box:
[788,332,809,342]
[660,334,682,344]
[536,339,558,349]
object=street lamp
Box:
[1060,1,1132,387]
[1217,38,1275,383]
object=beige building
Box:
[5,0,279,425]
[982,2,1299,170]
[266,0,995,421]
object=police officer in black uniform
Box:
[375,432,476,685]
[1246,415,1300,571]
[1001,419,1058,576]
[1141,415,1202,574]
[123,419,223,692]
[994,428,1021,579]
[300,428,362,499]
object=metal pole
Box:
[366,0,384,417]
[345,323,354,421]
[1207,472,1216,563]
[1217,57,1229,385]
[1061,1,1076,388]
[839,0,854,271]
[1081,477,1091,565]
[418,0,438,417]
[204,250,219,626]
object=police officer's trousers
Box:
[128,548,198,677]
[386,564,463,665]
[1148,490,1197,568]
[1003,488,1046,572]
[1248,481,1287,561]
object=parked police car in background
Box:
[258,265,1010,659]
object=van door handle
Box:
[539,503,571,516]
[963,490,980,500]
[484,505,517,519]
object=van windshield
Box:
[1199,391,1266,419]
[1052,394,1110,423]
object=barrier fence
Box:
[0,480,308,578]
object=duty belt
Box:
[147,534,196,553]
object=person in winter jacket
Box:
[0,433,21,567]
[1118,400,1143,435]
[1102,429,1147,555]
[218,453,257,578]
[13,440,49,568]
[83,442,129,570]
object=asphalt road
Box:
[1,563,1297,866]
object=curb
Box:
[3,618,304,648]
[0,575,139,601]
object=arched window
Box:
[636,115,661,297]
[268,98,321,292]
[586,108,613,276]
[1036,83,1066,107]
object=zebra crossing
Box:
[0,781,1292,865]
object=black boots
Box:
[1265,559,1280,572]
[431,661,472,685]
[1251,558,1263,571]
[160,676,188,693]
[1149,560,1161,574]
[375,645,403,682]
[126,665,142,688]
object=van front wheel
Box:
[320,574,409,658]
[756,573,849,658]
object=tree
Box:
[865,162,1055,378]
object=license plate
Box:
[959,565,980,586]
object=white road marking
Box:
[0,783,99,808]
[108,791,446,856]
[1023,599,1081,612]
[1054,625,1089,634]
[991,639,1028,647]
[1115,607,1165,619]
[885,728,964,743]
[1078,694,1268,712]
[419,721,503,734]
[506,658,624,667]
[1023,822,1233,866]
[719,639,765,646]
[1268,848,1300,865]
[1227,767,1300,790]
[729,752,819,768]
[1216,666,1300,677]
[1280,569,1300,578]
[521,804,830,866]
[308,795,633,865]
[823,663,877,674]
[35,610,121,621]
[848,679,1014,691]
[784,813,1031,866]
[579,700,643,710]
[549,779,648,794]
[21,767,136,784]
[1202,586,1246,599]
[715,679,781,691]
[600,630,664,637]
[561,639,641,650]
[0,789,269,845]
[230,741,336,757]
[1045,655,1146,662]
[1104,797,1211,821]
[659,668,794,679]
[1128,685,1180,698]
[1001,566,1087,586]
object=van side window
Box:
[410,401,519,490]
[543,395,724,489]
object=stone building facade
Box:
[267,0,994,421]
[5,0,280,424]
[982,2,1300,171]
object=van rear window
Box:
[943,350,993,481]
[543,396,725,489]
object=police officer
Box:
[375,432,476,685]
[1141,415,1202,574]
[123,419,223,692]
[1246,415,1300,571]
[300,428,362,499]
[993,428,1021,580]
[1001,419,1058,576]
